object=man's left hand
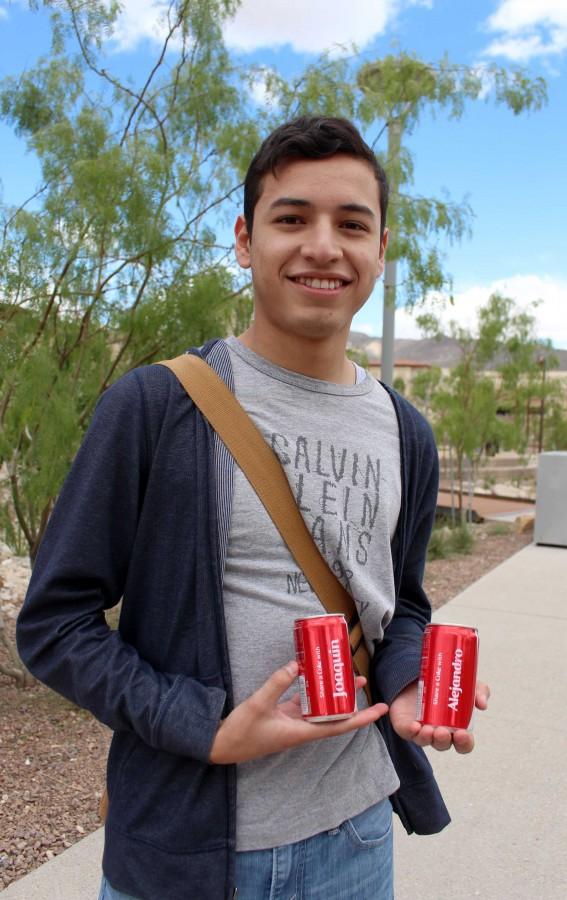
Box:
[389,679,490,754]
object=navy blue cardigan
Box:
[16,340,449,900]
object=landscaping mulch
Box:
[0,523,531,889]
[423,522,532,610]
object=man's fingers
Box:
[475,681,491,709]
[453,730,475,754]
[325,702,389,735]
[430,726,453,751]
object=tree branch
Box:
[67,1,169,153]
[2,184,50,242]
[97,261,154,395]
[7,446,34,553]
[120,2,186,148]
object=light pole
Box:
[381,117,401,387]
[537,354,547,454]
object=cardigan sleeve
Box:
[371,403,439,705]
[16,370,226,763]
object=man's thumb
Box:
[258,660,299,705]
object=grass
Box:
[427,524,475,561]
[486,522,513,537]
[450,524,475,555]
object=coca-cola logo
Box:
[330,638,348,698]
[448,647,463,711]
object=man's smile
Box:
[288,274,352,293]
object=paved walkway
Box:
[2,543,566,899]
[395,542,567,900]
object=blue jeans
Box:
[98,798,393,899]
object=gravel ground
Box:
[0,523,532,890]
[423,522,532,610]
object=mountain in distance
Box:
[348,331,567,371]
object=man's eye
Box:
[342,221,366,231]
[276,215,302,225]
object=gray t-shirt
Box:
[222,337,401,850]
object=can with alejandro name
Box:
[293,614,357,722]
[416,623,479,730]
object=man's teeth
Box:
[294,277,345,290]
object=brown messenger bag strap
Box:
[157,354,372,700]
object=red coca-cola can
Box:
[293,614,357,721]
[417,623,479,730]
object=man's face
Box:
[234,154,388,345]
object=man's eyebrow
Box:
[269,197,375,219]
[269,197,311,210]
[338,203,375,219]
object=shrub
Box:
[427,528,451,560]
[487,522,512,537]
[427,524,475,560]
[448,525,474,555]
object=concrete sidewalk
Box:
[2,543,566,900]
[395,542,567,900]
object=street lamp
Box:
[537,354,547,454]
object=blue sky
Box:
[1,0,566,346]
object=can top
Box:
[294,613,347,625]
[427,622,478,635]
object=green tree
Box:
[418,294,563,521]
[409,366,442,420]
[418,297,508,521]
[355,55,546,304]
[0,0,258,684]
[0,0,255,566]
[493,297,560,454]
[546,398,567,451]
[392,376,406,395]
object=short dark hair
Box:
[243,116,388,238]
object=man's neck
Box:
[237,326,356,385]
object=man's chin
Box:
[285,313,349,342]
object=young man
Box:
[17,117,489,900]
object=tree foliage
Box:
[412,293,565,520]
[355,54,547,304]
[0,0,257,566]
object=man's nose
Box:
[300,223,342,262]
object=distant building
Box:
[364,358,432,393]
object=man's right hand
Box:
[209,660,389,765]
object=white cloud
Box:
[100,0,431,56]
[394,274,567,348]
[487,0,567,33]
[0,5,9,20]
[109,0,174,52]
[223,0,396,54]
[483,0,567,61]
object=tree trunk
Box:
[467,457,474,524]
[456,454,465,525]
[0,609,35,688]
[449,447,456,527]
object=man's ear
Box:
[234,215,251,269]
[375,227,389,280]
